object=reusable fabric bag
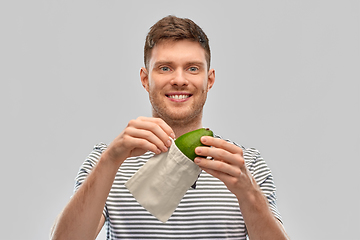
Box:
[125,139,201,223]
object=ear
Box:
[207,69,215,92]
[140,67,150,92]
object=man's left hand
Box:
[194,136,258,200]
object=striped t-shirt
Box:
[74,135,282,239]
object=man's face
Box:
[141,39,215,126]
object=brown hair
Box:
[144,15,211,70]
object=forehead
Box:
[149,39,207,68]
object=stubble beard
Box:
[149,91,207,129]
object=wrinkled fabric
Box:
[125,140,201,223]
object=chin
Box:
[151,100,205,124]
[163,109,203,124]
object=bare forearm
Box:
[51,118,174,239]
[51,153,121,240]
[238,189,289,240]
[193,137,289,239]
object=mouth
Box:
[166,93,193,101]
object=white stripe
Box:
[74,136,282,239]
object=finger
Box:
[195,145,243,167]
[125,136,163,156]
[138,117,175,146]
[199,165,235,184]
[201,136,243,156]
[194,157,242,178]
[138,117,175,140]
[129,117,174,148]
[126,127,169,153]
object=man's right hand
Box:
[50,117,174,240]
[103,117,175,166]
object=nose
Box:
[170,69,188,87]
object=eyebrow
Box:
[153,61,173,68]
[153,60,205,68]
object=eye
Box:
[188,66,199,72]
[160,66,171,72]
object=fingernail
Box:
[170,133,175,139]
[166,139,172,147]
[162,146,168,152]
[195,147,201,154]
[194,157,201,163]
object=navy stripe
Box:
[74,137,282,239]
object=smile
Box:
[166,94,191,100]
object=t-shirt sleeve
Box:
[243,148,283,223]
[73,143,109,219]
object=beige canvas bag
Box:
[125,139,201,223]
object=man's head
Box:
[144,15,211,70]
[140,16,215,129]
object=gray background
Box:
[1,1,359,239]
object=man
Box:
[51,15,288,239]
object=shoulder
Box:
[92,142,108,153]
[79,142,108,170]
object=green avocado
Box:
[175,128,214,161]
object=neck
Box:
[170,120,203,139]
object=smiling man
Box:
[51,16,289,240]
[141,39,214,136]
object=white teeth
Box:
[169,95,190,99]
